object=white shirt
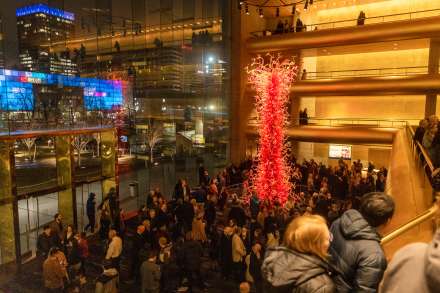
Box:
[105,236,122,259]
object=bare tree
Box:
[142,122,163,163]
[72,135,92,166]
[21,138,37,161]
[93,133,101,157]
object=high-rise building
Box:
[16,3,77,75]
[0,17,5,68]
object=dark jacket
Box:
[380,230,440,293]
[86,196,96,216]
[229,204,247,227]
[249,251,263,282]
[262,246,335,293]
[181,240,203,271]
[329,209,387,293]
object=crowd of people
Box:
[34,152,440,293]
[415,115,440,169]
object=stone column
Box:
[55,135,76,227]
[100,130,118,199]
[425,39,440,117]
[0,141,19,264]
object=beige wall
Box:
[300,0,440,26]
[314,95,425,122]
[306,48,429,72]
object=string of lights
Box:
[238,0,319,15]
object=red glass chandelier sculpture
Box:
[247,54,298,206]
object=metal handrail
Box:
[380,125,438,245]
[302,66,430,80]
[381,199,439,245]
[248,117,417,128]
[250,7,440,37]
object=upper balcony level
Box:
[247,8,440,53]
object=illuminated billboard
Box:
[0,69,124,111]
[329,144,352,160]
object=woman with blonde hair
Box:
[261,215,335,292]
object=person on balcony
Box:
[275,20,284,34]
[414,119,429,143]
[295,18,304,32]
[329,192,395,292]
[357,11,366,25]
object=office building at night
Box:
[16,4,77,75]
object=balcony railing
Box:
[381,125,439,245]
[250,8,440,38]
[248,117,419,128]
[302,66,429,80]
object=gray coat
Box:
[380,230,440,293]
[140,260,161,293]
[329,209,387,293]
[262,246,335,293]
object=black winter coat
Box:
[262,246,335,293]
[181,240,203,271]
[329,209,387,293]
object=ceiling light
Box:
[259,8,264,18]
[245,3,250,15]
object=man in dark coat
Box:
[84,192,96,233]
[181,232,204,290]
[329,192,395,292]
[229,199,247,227]
[37,225,54,259]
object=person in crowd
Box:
[295,18,304,32]
[423,123,438,159]
[301,69,307,80]
[327,201,341,224]
[414,119,429,143]
[131,225,146,280]
[77,232,88,275]
[284,20,289,33]
[329,192,395,292]
[67,232,82,280]
[376,173,386,192]
[357,10,366,25]
[192,214,208,243]
[84,192,96,233]
[262,215,335,292]
[220,226,234,279]
[141,250,161,293]
[160,252,181,293]
[249,242,263,293]
[181,231,204,290]
[98,196,113,239]
[232,226,247,282]
[105,229,123,270]
[380,228,440,293]
[37,225,53,260]
[174,179,191,201]
[239,281,251,293]
[50,213,64,246]
[229,196,247,227]
[43,247,67,292]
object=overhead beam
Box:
[248,15,440,53]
